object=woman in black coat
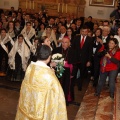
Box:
[92,28,103,87]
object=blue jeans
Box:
[96,70,118,95]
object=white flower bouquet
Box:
[52,53,64,63]
[51,53,65,78]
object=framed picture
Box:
[89,0,116,7]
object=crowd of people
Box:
[0,7,120,109]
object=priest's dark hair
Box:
[37,45,52,60]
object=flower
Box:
[52,53,63,60]
[51,53,65,78]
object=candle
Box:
[26,0,27,9]
[62,3,64,13]
[58,3,60,12]
[30,1,31,9]
[66,4,67,13]
[33,1,34,10]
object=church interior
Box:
[0,0,120,120]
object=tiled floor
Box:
[75,79,120,120]
[0,76,90,120]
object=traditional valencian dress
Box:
[0,34,14,76]
[42,29,58,49]
[30,41,39,62]
[8,29,16,40]
[15,61,68,120]
[8,39,30,81]
[21,26,36,48]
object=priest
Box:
[15,45,67,120]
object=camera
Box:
[102,50,107,56]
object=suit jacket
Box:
[84,21,94,31]
[75,26,81,35]
[92,36,102,54]
[92,36,103,64]
[56,33,67,40]
[72,35,93,64]
[102,35,110,49]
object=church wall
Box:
[0,0,116,20]
[0,0,19,10]
[84,0,115,19]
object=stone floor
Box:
[0,76,90,120]
[75,79,120,120]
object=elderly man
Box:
[57,25,67,46]
[53,37,75,105]
[102,26,111,49]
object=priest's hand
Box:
[50,61,57,68]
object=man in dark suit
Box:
[75,19,83,35]
[72,26,93,90]
[47,17,55,28]
[56,25,67,46]
[84,16,94,31]
[102,26,111,49]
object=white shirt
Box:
[58,33,66,46]
[59,33,65,40]
[81,35,87,42]
[102,36,107,43]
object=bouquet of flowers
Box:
[51,53,65,78]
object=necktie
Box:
[102,37,106,43]
[80,36,85,48]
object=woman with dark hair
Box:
[21,22,36,48]
[38,23,45,37]
[8,34,30,81]
[33,19,40,35]
[92,28,103,87]
[66,27,74,45]
[0,28,14,76]
[30,37,40,62]
[14,20,23,37]
[41,17,47,26]
[42,26,57,49]
[39,36,52,50]
[7,21,16,40]
[95,38,120,98]
[15,45,67,120]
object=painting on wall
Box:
[89,0,116,7]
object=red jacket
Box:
[100,49,120,72]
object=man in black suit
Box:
[47,17,55,28]
[84,16,94,31]
[56,25,67,46]
[72,26,93,90]
[75,19,82,35]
